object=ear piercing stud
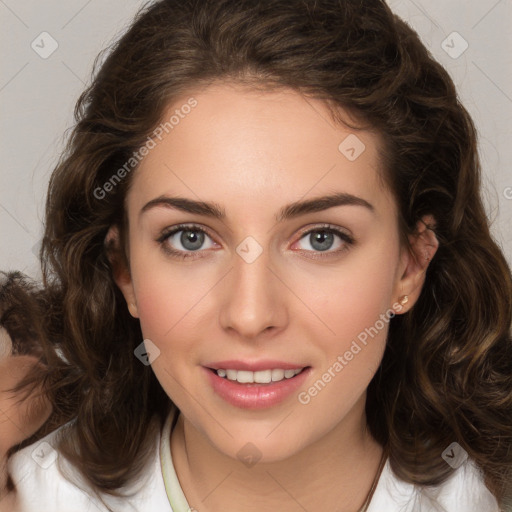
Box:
[399,295,409,306]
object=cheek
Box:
[298,239,399,403]
[131,256,216,355]
[337,262,396,338]
[304,238,399,346]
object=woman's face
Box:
[118,83,410,462]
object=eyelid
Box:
[157,223,216,241]
[295,223,353,240]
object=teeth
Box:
[237,370,255,383]
[271,369,284,381]
[216,368,303,383]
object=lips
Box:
[203,362,312,409]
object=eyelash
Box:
[156,223,355,261]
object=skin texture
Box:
[114,83,438,512]
[0,328,51,505]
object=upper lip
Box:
[205,360,308,372]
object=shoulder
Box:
[7,421,172,512]
[367,457,501,512]
[429,459,501,512]
[7,425,102,511]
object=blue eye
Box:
[301,230,337,251]
[295,226,354,257]
[157,225,215,259]
[157,223,354,260]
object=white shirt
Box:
[7,409,500,512]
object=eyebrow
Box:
[140,192,375,222]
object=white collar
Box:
[160,406,192,512]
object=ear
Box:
[393,214,439,314]
[105,226,139,318]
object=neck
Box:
[170,395,385,512]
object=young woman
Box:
[3,1,512,511]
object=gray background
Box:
[1,0,511,277]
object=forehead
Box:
[128,83,396,221]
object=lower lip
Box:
[203,367,311,409]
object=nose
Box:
[218,246,288,340]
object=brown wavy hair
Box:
[11,0,512,506]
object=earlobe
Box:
[127,302,139,317]
[393,214,439,314]
[105,226,139,318]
